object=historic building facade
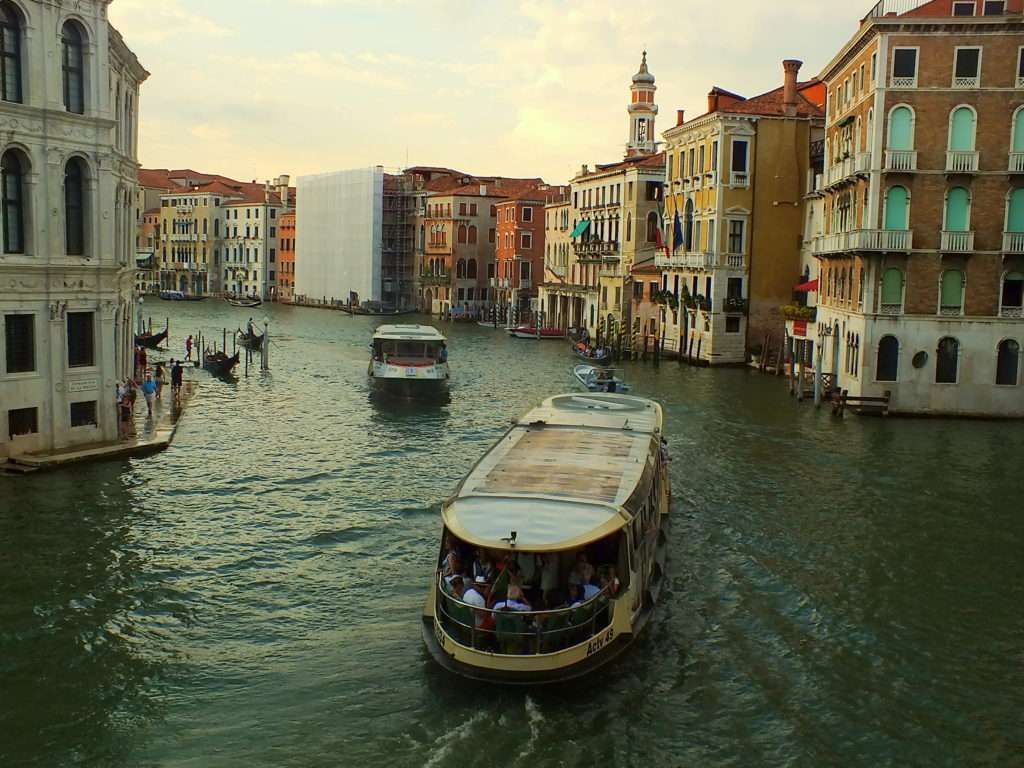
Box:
[538,190,576,328]
[278,210,296,303]
[494,188,549,317]
[659,62,825,364]
[0,0,147,459]
[813,0,1024,416]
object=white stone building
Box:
[0,0,146,460]
[295,167,384,306]
[221,189,288,300]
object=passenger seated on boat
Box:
[565,584,584,609]
[568,552,595,587]
[493,584,532,612]
[599,566,621,597]
[581,581,601,601]
[471,548,494,582]
[462,577,492,629]
[443,537,461,579]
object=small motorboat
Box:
[160,290,206,301]
[135,327,169,349]
[572,342,612,365]
[574,364,630,393]
[509,326,567,340]
[226,295,263,308]
[203,350,240,377]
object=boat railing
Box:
[434,573,614,656]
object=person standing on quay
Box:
[154,362,165,400]
[185,334,194,361]
[171,360,184,406]
[141,373,157,419]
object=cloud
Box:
[108,0,230,44]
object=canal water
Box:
[1,302,1021,768]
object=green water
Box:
[1,303,1021,767]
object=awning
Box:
[794,279,819,293]
[836,115,855,128]
[571,219,591,238]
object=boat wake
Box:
[423,710,488,768]
[514,696,544,763]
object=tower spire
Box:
[626,51,658,157]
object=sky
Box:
[108,0,865,186]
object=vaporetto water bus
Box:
[422,392,670,683]
[368,324,449,397]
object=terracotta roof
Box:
[888,0,1023,18]
[138,169,178,190]
[433,177,546,199]
[580,152,666,179]
[631,259,661,275]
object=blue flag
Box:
[673,212,684,252]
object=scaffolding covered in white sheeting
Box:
[295,167,383,306]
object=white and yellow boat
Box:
[422,392,670,683]
[368,324,449,397]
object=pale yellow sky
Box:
[109,0,861,185]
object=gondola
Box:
[203,350,240,377]
[509,325,567,339]
[226,296,263,308]
[571,341,612,366]
[135,328,169,349]
[574,364,630,393]
[237,328,264,351]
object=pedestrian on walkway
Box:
[185,335,194,361]
[154,362,165,400]
[141,373,157,418]
[171,360,184,405]
[116,380,131,439]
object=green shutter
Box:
[945,187,970,231]
[941,270,964,308]
[1014,112,1024,152]
[881,268,903,305]
[884,186,908,230]
[1008,190,1024,233]
[1007,271,1024,282]
[949,108,974,152]
[888,107,913,151]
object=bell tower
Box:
[627,51,658,157]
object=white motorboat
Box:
[368,325,449,397]
[573,364,630,393]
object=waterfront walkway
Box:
[1,380,197,474]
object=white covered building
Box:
[295,167,383,306]
[0,0,146,460]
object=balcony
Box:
[814,229,913,254]
[573,240,620,262]
[1018,76,1024,89]
[884,150,917,172]
[826,157,855,186]
[890,76,917,89]
[730,171,749,188]
[1003,232,1024,254]
[946,151,979,174]
[855,151,872,174]
[1009,152,1024,173]
[1001,304,1024,319]
[419,271,450,285]
[941,231,974,252]
[952,75,979,90]
[725,253,746,269]
[723,297,749,314]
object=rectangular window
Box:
[892,48,918,87]
[728,220,745,254]
[953,48,981,87]
[732,140,748,173]
[521,233,532,249]
[488,228,495,243]
[270,227,276,238]
[725,316,741,333]
[667,153,674,180]
[952,0,975,14]
[983,0,1005,14]
[711,140,719,171]
[5,314,34,373]
[69,400,97,428]
[459,203,466,216]
[522,207,533,222]
[66,312,94,368]
[699,145,706,173]
[859,63,866,92]
[270,248,276,262]
[727,277,743,299]
[269,270,276,281]
[270,208,276,219]
[8,406,38,438]
[520,261,531,281]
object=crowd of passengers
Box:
[440,537,621,632]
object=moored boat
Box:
[572,342,612,365]
[573,364,630,393]
[203,350,240,377]
[368,324,449,398]
[226,296,263,308]
[509,326,567,340]
[135,327,169,349]
[236,328,264,351]
[422,392,670,684]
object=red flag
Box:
[654,226,668,256]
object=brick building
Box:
[495,188,551,317]
[278,210,295,302]
[813,0,1024,415]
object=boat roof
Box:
[373,324,446,342]
[443,393,663,551]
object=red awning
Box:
[794,279,819,292]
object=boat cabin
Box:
[371,325,446,365]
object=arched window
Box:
[940,269,964,315]
[62,22,85,114]
[884,186,909,230]
[0,2,23,103]
[1013,107,1024,154]
[948,106,976,151]
[645,211,659,243]
[936,337,960,384]
[467,258,477,279]
[2,149,25,253]
[880,267,904,311]
[467,225,477,244]
[684,199,694,249]
[888,106,913,150]
[65,157,86,255]
[625,212,631,242]
[1007,189,1024,233]
[457,225,467,244]
[997,339,1020,386]
[455,258,466,278]
[1001,271,1024,314]
[944,187,970,232]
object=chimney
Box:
[708,91,718,113]
[264,181,271,203]
[676,109,685,127]
[277,174,290,206]
[783,59,802,116]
